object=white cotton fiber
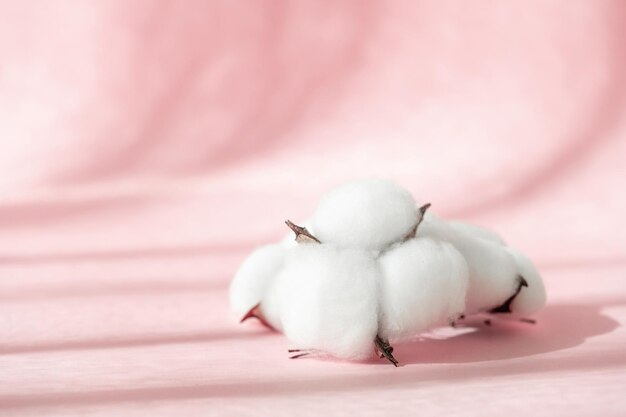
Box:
[447,220,506,246]
[312,179,419,251]
[378,238,469,341]
[229,244,285,328]
[277,244,380,360]
[258,276,284,331]
[418,213,520,314]
[505,248,547,316]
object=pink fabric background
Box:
[1,1,625,416]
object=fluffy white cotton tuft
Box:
[505,248,547,316]
[378,238,469,341]
[312,179,419,251]
[229,244,285,328]
[447,220,506,246]
[277,244,380,360]
[418,213,519,314]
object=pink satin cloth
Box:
[1,2,625,416]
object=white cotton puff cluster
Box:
[229,179,546,363]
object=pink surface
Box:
[1,1,625,416]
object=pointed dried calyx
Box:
[374,335,399,367]
[489,275,529,314]
[240,302,275,330]
[402,202,431,241]
[285,220,321,244]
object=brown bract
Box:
[402,202,431,241]
[240,302,275,330]
[285,220,321,244]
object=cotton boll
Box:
[378,238,469,341]
[229,244,286,327]
[505,248,547,316]
[419,213,520,314]
[277,244,380,360]
[312,179,419,251]
[447,220,506,246]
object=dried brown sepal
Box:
[285,220,321,244]
[402,202,432,241]
[489,275,529,314]
[416,202,432,229]
[403,226,417,241]
[374,335,399,367]
[240,302,275,330]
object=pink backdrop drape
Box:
[1,1,625,416]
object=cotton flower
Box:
[230,178,546,366]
